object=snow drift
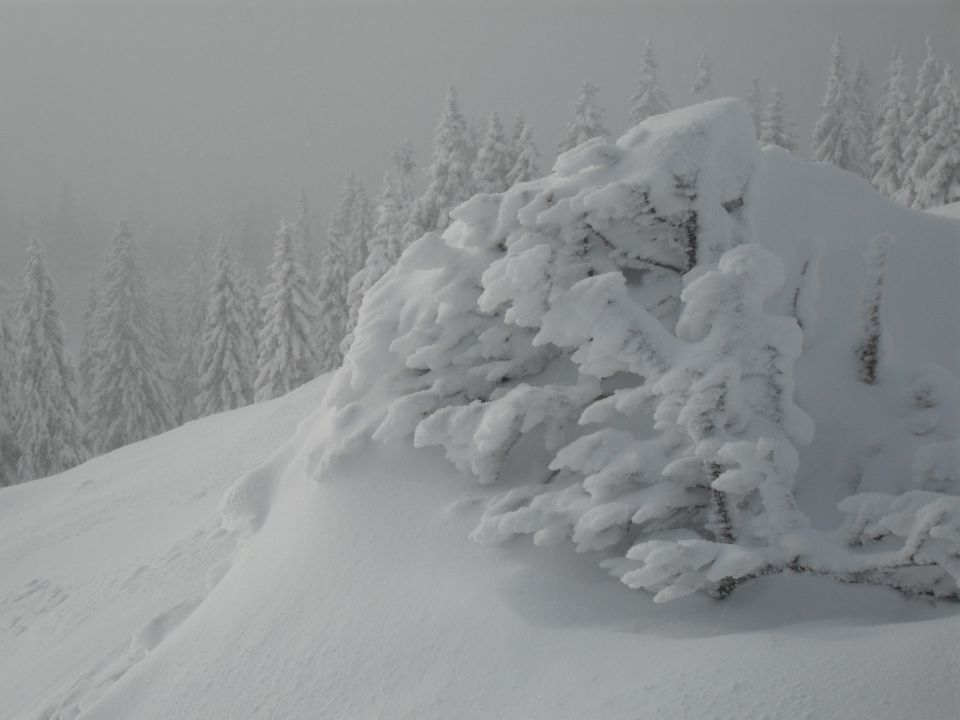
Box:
[2,99,959,719]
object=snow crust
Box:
[2,100,959,719]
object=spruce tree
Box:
[746,78,763,136]
[14,238,86,479]
[558,81,609,153]
[196,236,256,416]
[900,36,942,206]
[172,232,209,424]
[629,40,671,125]
[871,50,909,198]
[255,220,321,401]
[852,59,875,145]
[911,65,960,209]
[295,189,319,280]
[691,52,714,101]
[472,112,513,194]
[0,297,20,485]
[343,143,418,349]
[811,36,870,176]
[506,118,541,185]
[403,86,475,243]
[87,222,174,454]
[759,87,798,152]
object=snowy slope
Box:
[2,104,960,720]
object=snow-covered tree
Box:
[14,238,86,480]
[506,117,540,185]
[86,222,174,454]
[852,59,875,150]
[909,65,960,209]
[294,189,319,280]
[900,36,942,206]
[558,81,609,154]
[403,86,475,243]
[196,236,256,416]
[629,40,671,125]
[871,51,909,198]
[811,36,870,176]
[746,78,762,136]
[172,232,209,424]
[343,143,417,351]
[0,291,20,485]
[472,112,513,194]
[854,233,892,385]
[255,220,321,401]
[759,87,798,151]
[691,52,714,101]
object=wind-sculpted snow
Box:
[340,98,960,602]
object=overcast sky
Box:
[0,1,956,233]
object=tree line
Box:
[1,34,956,486]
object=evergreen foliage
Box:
[255,220,322,401]
[759,87,798,151]
[629,40,671,125]
[811,36,870,176]
[86,223,174,454]
[14,238,86,480]
[558,81,609,154]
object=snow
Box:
[3,100,960,719]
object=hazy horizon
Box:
[0,1,956,251]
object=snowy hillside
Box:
[2,100,959,719]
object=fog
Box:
[0,1,956,340]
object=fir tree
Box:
[295,189,319,280]
[87,222,174,454]
[472,112,513,194]
[14,238,86,479]
[196,237,256,416]
[900,36,942,206]
[759,87,798,152]
[0,297,20,485]
[558,81,609,153]
[506,118,541,185]
[172,232,209,424]
[911,65,960,209]
[255,220,321,401]
[629,40,671,125]
[691,52,714,101]
[343,143,418,350]
[403,86,475,243]
[811,36,870,176]
[746,78,763,136]
[871,50,910,198]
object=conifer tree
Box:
[759,87,798,152]
[172,232,209,423]
[196,237,256,415]
[0,297,20,485]
[629,40,671,125]
[811,36,870,176]
[746,78,763,136]
[506,118,541,185]
[900,37,941,206]
[14,238,86,479]
[852,59,875,144]
[509,113,526,170]
[343,143,417,349]
[87,222,174,454]
[255,220,321,401]
[910,65,960,209]
[403,86,475,243]
[871,50,909,198]
[558,81,609,153]
[691,52,714,101]
[295,189,318,280]
[472,112,513,194]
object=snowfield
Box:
[2,101,959,719]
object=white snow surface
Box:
[3,102,960,719]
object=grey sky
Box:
[0,1,956,231]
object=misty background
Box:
[0,1,956,343]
